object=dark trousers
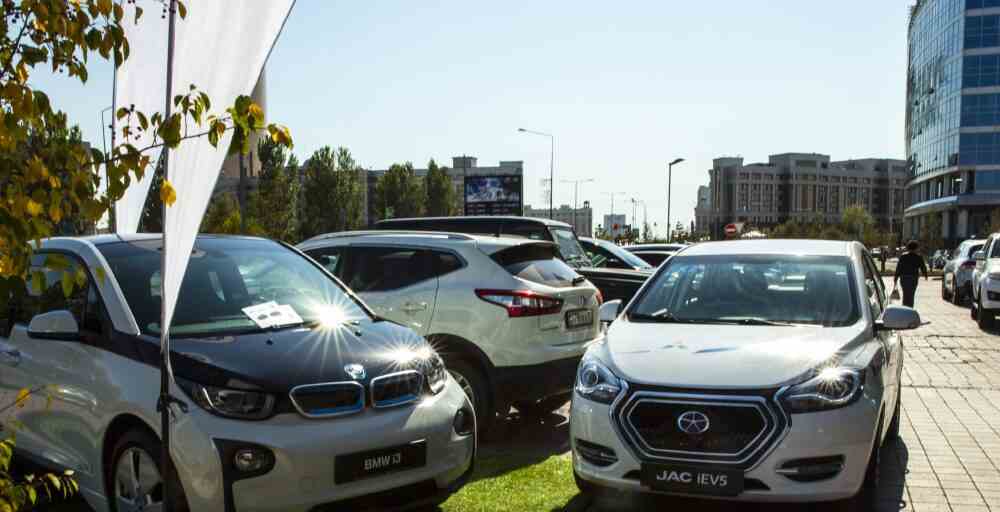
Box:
[900,275,919,308]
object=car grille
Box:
[614,387,788,470]
[290,382,365,418]
[371,371,423,408]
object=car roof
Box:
[677,239,855,257]
[298,230,557,253]
[376,216,573,228]
[59,233,271,246]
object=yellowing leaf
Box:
[160,179,177,207]
[49,203,62,223]
[25,199,42,216]
[15,388,30,408]
[61,271,73,298]
[177,1,187,19]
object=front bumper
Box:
[981,278,1000,310]
[570,389,878,503]
[172,377,475,512]
[493,355,582,407]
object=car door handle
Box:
[402,302,428,313]
[0,348,21,367]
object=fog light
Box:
[233,447,274,474]
[776,455,844,482]
[453,406,475,436]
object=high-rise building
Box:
[905,0,1000,242]
[701,153,908,239]
[694,185,712,234]
[524,203,593,236]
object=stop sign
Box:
[725,224,738,236]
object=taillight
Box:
[475,290,564,317]
[962,260,977,270]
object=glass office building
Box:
[906,0,1000,241]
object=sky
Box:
[35,0,913,237]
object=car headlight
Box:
[575,360,623,405]
[179,380,276,420]
[780,367,865,414]
[424,350,448,395]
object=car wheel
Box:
[109,429,189,512]
[941,279,948,300]
[446,359,494,433]
[886,396,901,441]
[836,431,880,511]
[979,296,995,330]
[952,283,963,305]
[574,469,596,495]
[515,393,570,418]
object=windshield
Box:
[593,239,653,269]
[629,254,859,327]
[100,238,370,337]
[549,227,591,268]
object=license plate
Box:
[335,440,427,484]
[565,309,594,329]
[640,464,743,496]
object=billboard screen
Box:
[464,175,522,215]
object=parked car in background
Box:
[626,243,687,255]
[631,250,676,267]
[942,239,986,305]
[375,217,651,304]
[579,237,653,271]
[299,231,603,430]
[972,233,1000,328]
[0,235,474,512]
[572,240,919,508]
[931,250,949,270]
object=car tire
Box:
[446,358,494,433]
[886,396,901,441]
[108,429,189,512]
[515,394,570,418]
[835,430,881,512]
[574,469,596,495]
[979,296,995,330]
[941,279,949,300]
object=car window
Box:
[595,239,653,270]
[306,247,343,278]
[101,238,370,337]
[862,253,885,316]
[434,251,465,277]
[15,253,91,329]
[548,227,590,268]
[629,254,859,327]
[992,238,1000,258]
[344,247,434,292]
[969,244,984,258]
[491,243,581,288]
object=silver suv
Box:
[298,231,603,430]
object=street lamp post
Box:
[667,158,685,242]
[518,128,554,219]
[562,178,594,234]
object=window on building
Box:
[977,170,1000,190]
[969,0,1000,10]
[964,55,1000,88]
[965,15,1000,49]
[962,93,1000,126]
[960,132,1000,165]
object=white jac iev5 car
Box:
[0,235,474,512]
[571,240,921,508]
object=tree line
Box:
[138,139,460,242]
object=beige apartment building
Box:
[700,153,909,239]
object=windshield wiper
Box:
[715,317,799,327]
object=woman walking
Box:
[894,240,929,308]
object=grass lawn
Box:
[441,453,584,512]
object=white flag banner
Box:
[160,0,294,336]
[113,0,169,234]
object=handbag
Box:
[889,287,901,302]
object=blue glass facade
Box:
[906,0,1000,240]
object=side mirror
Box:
[975,250,986,262]
[877,305,921,331]
[599,300,623,324]
[27,310,80,341]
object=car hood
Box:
[163,319,430,393]
[603,319,868,389]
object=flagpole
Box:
[160,0,178,509]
